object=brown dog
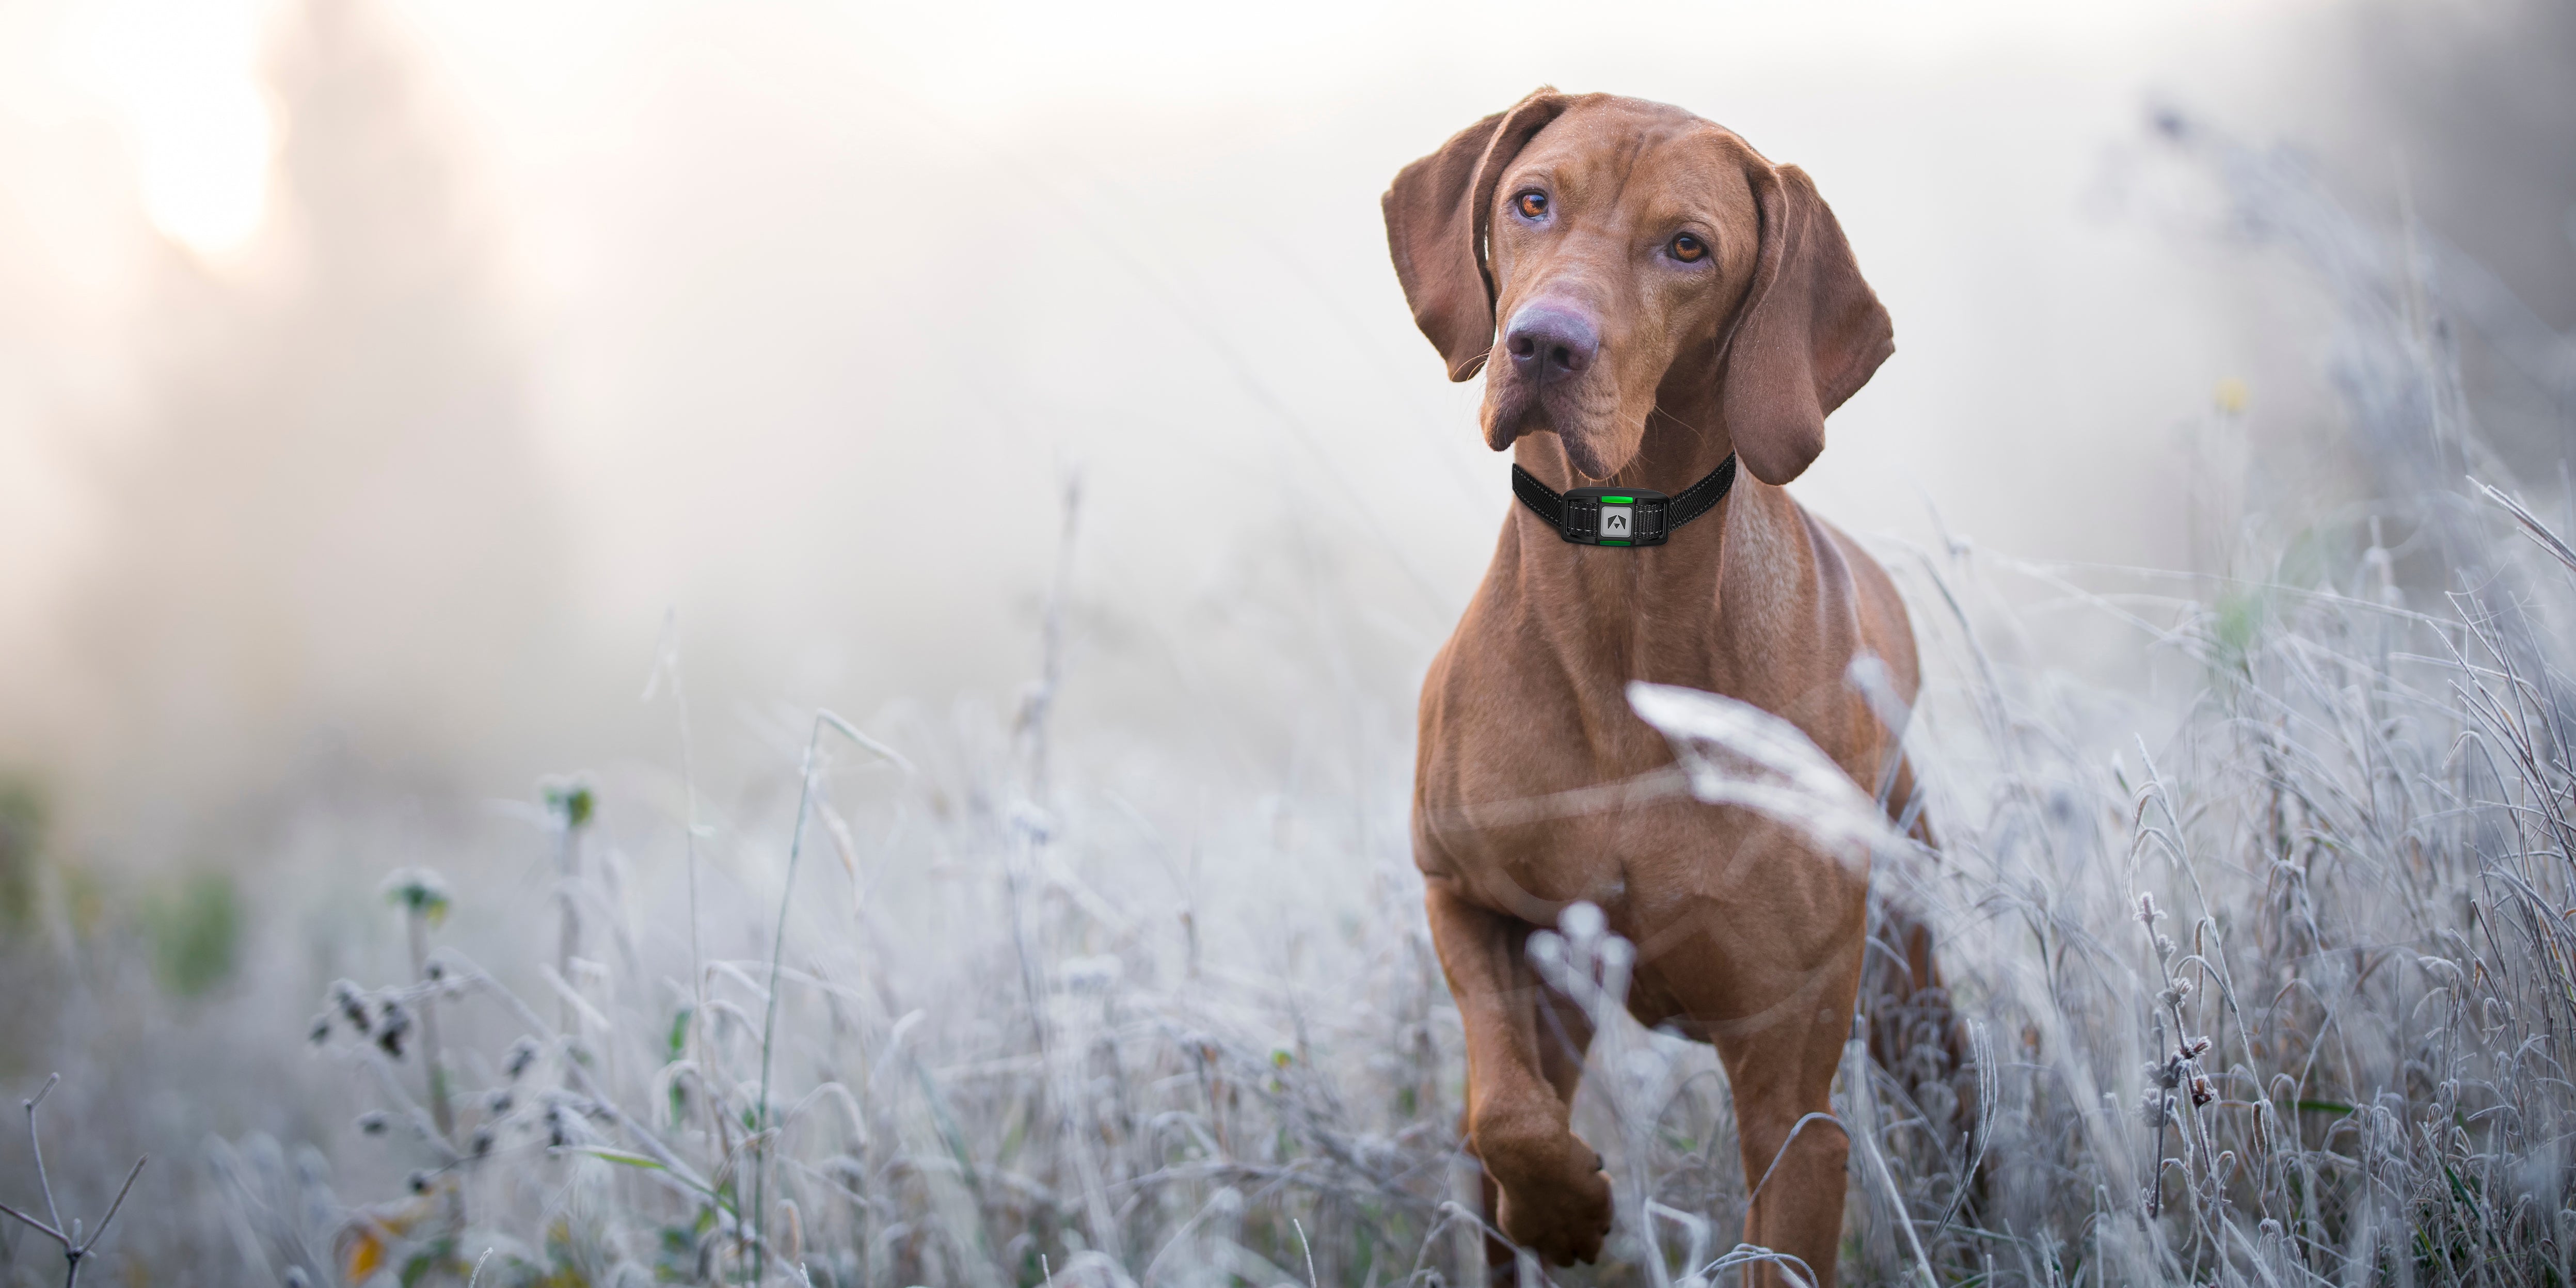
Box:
[1386,90,1947,1285]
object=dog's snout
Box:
[1504,305,1598,381]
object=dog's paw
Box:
[1496,1159,1614,1266]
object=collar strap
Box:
[1512,454,1737,547]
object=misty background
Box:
[0,0,2570,1191]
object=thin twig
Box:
[753,709,907,1285]
[2,1077,148,1288]
[26,1073,62,1235]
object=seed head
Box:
[381,868,452,925]
[543,780,596,830]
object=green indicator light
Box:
[1602,496,1633,503]
[1600,540,1631,546]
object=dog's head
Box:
[1382,90,1892,485]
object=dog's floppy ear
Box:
[1382,88,1573,381]
[1716,160,1893,485]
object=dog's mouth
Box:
[1484,379,1631,481]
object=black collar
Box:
[1510,454,1737,547]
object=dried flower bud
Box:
[332,980,371,1034]
[506,1038,539,1079]
[486,1089,513,1115]
[2189,1074,2214,1107]
[406,1170,432,1195]
[2185,1036,2213,1058]
[309,1013,335,1046]
[375,1000,411,1059]
[357,1111,390,1136]
[471,1126,495,1158]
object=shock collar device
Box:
[1511,454,1738,547]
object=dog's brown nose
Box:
[1504,304,1598,381]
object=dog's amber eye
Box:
[1671,233,1707,262]
[1515,190,1548,219]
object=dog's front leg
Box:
[1425,879,1611,1267]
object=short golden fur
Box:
[1385,89,1951,1286]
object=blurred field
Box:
[4,1,2575,1285]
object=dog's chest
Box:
[1414,685,1727,914]
[1410,591,1865,923]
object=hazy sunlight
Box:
[56,0,276,260]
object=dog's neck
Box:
[1505,397,1745,559]
[1497,403,1807,698]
